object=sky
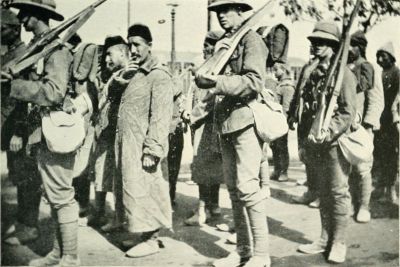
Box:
[16,0,400,64]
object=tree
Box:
[279,0,400,32]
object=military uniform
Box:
[197,2,270,265]
[296,21,357,264]
[7,0,82,265]
[1,9,41,243]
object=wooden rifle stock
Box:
[4,0,107,75]
[309,0,361,139]
[196,0,274,76]
[321,0,361,132]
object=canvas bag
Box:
[42,111,86,154]
[338,125,373,165]
[248,95,289,143]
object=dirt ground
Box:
[1,149,398,267]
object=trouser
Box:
[304,161,319,199]
[72,173,91,216]
[259,143,269,187]
[270,133,289,174]
[38,144,78,224]
[198,184,220,209]
[168,128,184,203]
[307,145,351,243]
[373,126,399,187]
[350,158,373,210]
[221,125,269,258]
[7,150,42,227]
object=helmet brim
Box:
[9,1,64,21]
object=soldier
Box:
[374,42,399,204]
[269,63,295,182]
[194,1,270,266]
[1,8,42,246]
[185,30,225,226]
[296,21,357,264]
[1,0,92,265]
[90,36,130,232]
[347,30,383,223]
[117,24,174,258]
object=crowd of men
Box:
[1,0,399,266]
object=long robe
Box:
[115,55,173,233]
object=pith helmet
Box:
[308,21,340,43]
[8,0,64,21]
[208,0,253,12]
[1,8,20,25]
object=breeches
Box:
[38,144,78,224]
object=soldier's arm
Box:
[326,68,357,142]
[281,84,295,117]
[213,31,267,98]
[143,70,174,159]
[10,46,73,106]
[363,65,383,130]
[358,61,374,92]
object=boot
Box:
[242,256,271,267]
[29,231,61,266]
[298,210,329,254]
[308,198,320,208]
[328,242,347,263]
[226,233,237,245]
[277,172,289,182]
[356,208,371,223]
[292,191,316,205]
[212,252,250,267]
[184,205,209,226]
[56,255,80,267]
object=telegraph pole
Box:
[207,0,212,31]
[127,0,131,29]
[168,3,179,74]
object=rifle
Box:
[4,0,108,75]
[196,0,275,76]
[309,0,361,140]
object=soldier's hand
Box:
[143,154,157,168]
[1,70,13,83]
[10,135,23,152]
[195,73,217,89]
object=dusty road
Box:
[1,156,398,267]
